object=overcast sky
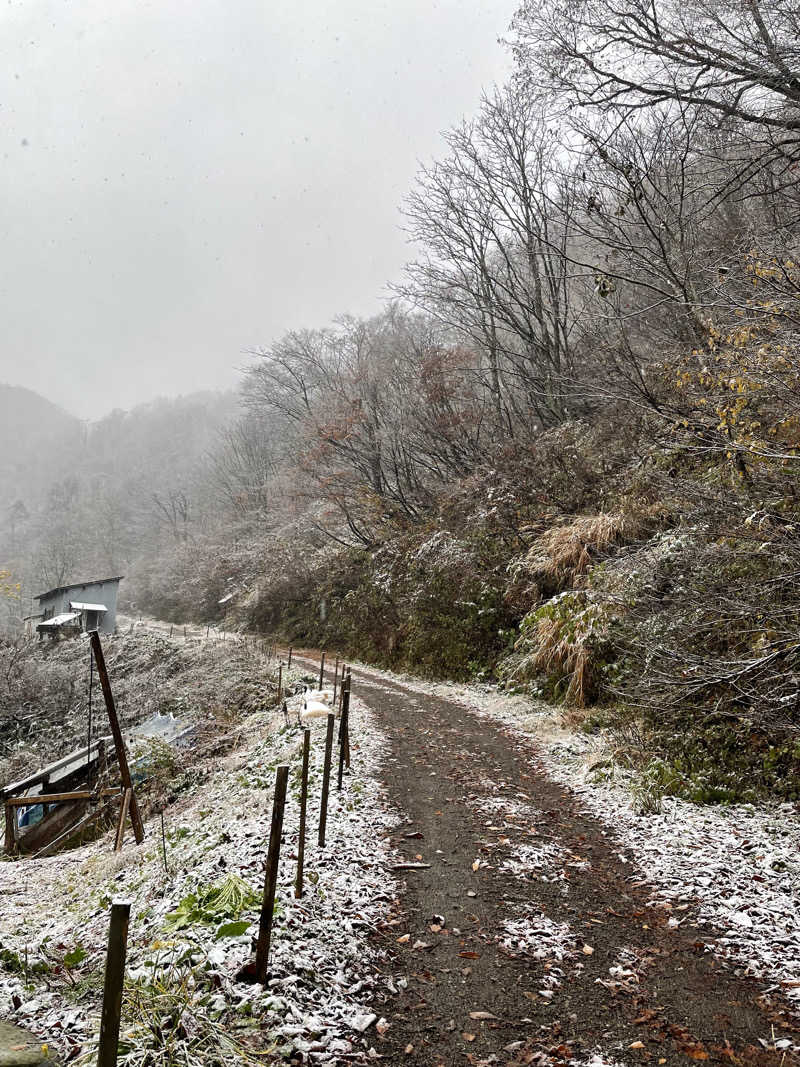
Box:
[0,0,514,418]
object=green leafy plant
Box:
[165,875,259,935]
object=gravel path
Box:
[339,664,799,1067]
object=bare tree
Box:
[212,413,284,517]
[244,307,487,544]
[511,0,800,143]
[151,489,191,544]
[400,87,589,432]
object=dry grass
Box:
[513,504,664,593]
[529,615,594,707]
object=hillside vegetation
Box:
[4,0,800,804]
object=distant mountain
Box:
[0,384,82,502]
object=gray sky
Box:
[0,0,514,418]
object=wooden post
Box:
[4,803,16,854]
[87,646,94,767]
[338,667,347,713]
[206,624,209,638]
[169,625,173,639]
[295,730,310,899]
[318,651,326,689]
[183,626,187,640]
[317,714,335,847]
[344,670,352,768]
[288,646,293,669]
[97,900,130,1067]
[255,764,289,982]
[89,631,144,845]
[277,662,283,701]
[337,676,351,790]
[332,656,339,705]
[160,811,168,874]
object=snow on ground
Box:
[474,792,540,820]
[499,910,576,963]
[536,743,800,1005]
[347,660,800,1010]
[0,689,399,1064]
[500,841,570,884]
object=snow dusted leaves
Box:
[538,759,800,1002]
[500,910,576,962]
[501,841,570,883]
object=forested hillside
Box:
[0,390,238,622]
[3,0,799,803]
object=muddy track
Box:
[326,665,799,1067]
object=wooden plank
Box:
[1,735,112,800]
[6,790,92,806]
[114,789,132,852]
[5,788,123,807]
[90,631,144,845]
[32,796,121,859]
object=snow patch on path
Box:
[500,910,576,962]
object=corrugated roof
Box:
[37,612,81,628]
[35,576,123,601]
[70,602,108,612]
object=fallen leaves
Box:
[350,1013,377,1033]
[682,1045,710,1060]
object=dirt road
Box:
[339,664,797,1067]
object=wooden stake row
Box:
[256,663,352,981]
[93,651,352,1066]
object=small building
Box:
[33,576,123,637]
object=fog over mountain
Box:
[0,383,238,619]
